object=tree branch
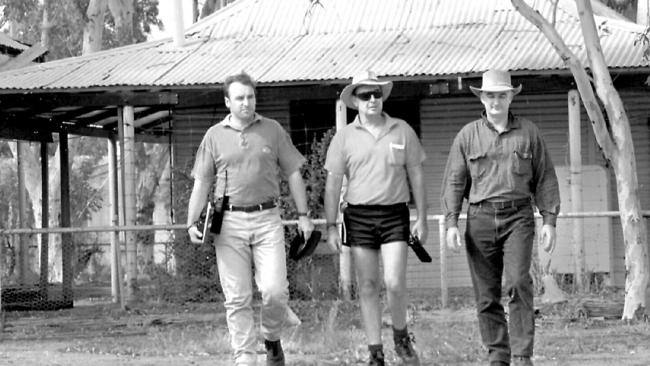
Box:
[510,0,615,158]
[575,0,630,158]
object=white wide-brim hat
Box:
[340,70,393,110]
[469,69,522,97]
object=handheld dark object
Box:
[408,234,432,263]
[289,230,322,260]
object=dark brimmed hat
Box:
[469,69,522,97]
[339,70,393,110]
[289,230,322,260]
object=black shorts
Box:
[343,203,410,249]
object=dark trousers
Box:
[464,203,535,363]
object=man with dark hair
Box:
[187,71,314,366]
[442,69,560,366]
[325,70,428,366]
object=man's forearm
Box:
[324,173,344,225]
[287,170,309,213]
[186,179,212,226]
[407,164,428,220]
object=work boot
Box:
[264,339,285,366]
[393,328,420,365]
[368,349,385,366]
[512,356,533,366]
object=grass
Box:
[2,290,650,365]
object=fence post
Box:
[568,89,586,291]
[108,138,122,305]
[60,132,73,306]
[119,106,137,305]
[335,100,354,300]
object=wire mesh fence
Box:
[0,221,340,316]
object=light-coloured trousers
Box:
[213,207,297,365]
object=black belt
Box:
[472,198,531,210]
[347,202,408,210]
[225,200,276,212]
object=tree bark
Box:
[135,143,170,270]
[576,0,649,320]
[83,0,107,54]
[511,0,649,320]
[9,143,63,282]
[200,0,218,19]
[107,0,135,47]
[40,0,51,54]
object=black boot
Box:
[393,327,420,366]
[264,339,285,366]
[368,344,385,366]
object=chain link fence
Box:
[0,221,340,314]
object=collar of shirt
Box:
[352,112,399,136]
[480,111,521,133]
[222,113,263,131]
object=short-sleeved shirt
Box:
[191,113,305,206]
[324,113,426,205]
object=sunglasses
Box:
[354,90,383,101]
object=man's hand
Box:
[446,226,463,252]
[541,224,556,254]
[410,218,428,245]
[326,225,342,253]
[297,216,314,242]
[188,224,204,244]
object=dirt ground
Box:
[0,297,649,366]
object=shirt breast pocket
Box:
[389,142,406,166]
[513,149,533,176]
[468,152,488,180]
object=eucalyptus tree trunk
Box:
[511,0,649,320]
[83,0,107,54]
[41,0,52,55]
[135,144,170,270]
[107,0,135,46]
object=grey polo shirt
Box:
[192,113,305,206]
[325,113,426,205]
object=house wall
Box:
[171,89,650,291]
[419,91,650,290]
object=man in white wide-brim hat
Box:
[442,69,560,366]
[324,70,428,366]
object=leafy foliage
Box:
[278,126,336,221]
[0,0,162,60]
[603,0,636,14]
[0,158,19,229]
[69,136,107,225]
[279,127,337,301]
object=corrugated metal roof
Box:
[0,0,646,91]
[0,32,29,53]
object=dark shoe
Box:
[394,332,420,366]
[368,349,385,366]
[512,356,533,366]
[490,362,509,366]
[264,339,285,366]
